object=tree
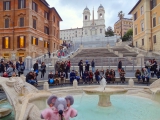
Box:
[105,26,114,37]
[122,29,133,41]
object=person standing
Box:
[40,62,46,78]
[85,61,90,72]
[91,59,95,73]
[118,60,122,73]
[33,61,39,74]
[78,60,83,77]
[18,61,25,77]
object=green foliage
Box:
[105,26,114,37]
[122,29,133,41]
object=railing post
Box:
[133,58,134,71]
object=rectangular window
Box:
[5,19,9,28]
[134,12,137,21]
[20,17,24,27]
[153,35,156,43]
[44,11,49,20]
[18,0,26,9]
[141,22,144,31]
[135,27,137,35]
[141,6,144,15]
[44,26,49,35]
[153,17,156,27]
[2,37,10,49]
[31,36,38,45]
[150,0,157,9]
[32,2,38,12]
[142,39,144,46]
[17,36,25,48]
[3,1,11,10]
[33,19,36,29]
[44,41,49,48]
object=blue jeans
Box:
[95,75,100,82]
[27,80,36,85]
[142,76,149,82]
[92,67,95,73]
[136,75,141,81]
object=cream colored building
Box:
[60,4,105,41]
[114,18,133,37]
[129,0,160,51]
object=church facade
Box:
[60,4,105,41]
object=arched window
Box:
[54,43,55,48]
[85,15,87,20]
[99,13,102,18]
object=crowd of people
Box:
[0,60,25,78]
[134,59,159,83]
[2,58,160,87]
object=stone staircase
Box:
[69,48,134,66]
[111,48,138,57]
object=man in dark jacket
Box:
[118,60,122,72]
[33,61,39,75]
[78,60,83,77]
[85,61,90,72]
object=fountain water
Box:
[100,77,106,91]
[83,78,127,107]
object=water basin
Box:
[72,95,160,120]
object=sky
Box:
[46,0,138,30]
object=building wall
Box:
[130,0,160,51]
[114,18,133,37]
[0,0,61,60]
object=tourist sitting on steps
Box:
[110,69,115,83]
[100,69,104,79]
[141,68,149,83]
[75,70,80,83]
[60,71,65,85]
[95,69,100,84]
[54,71,60,85]
[105,69,111,83]
[48,71,54,85]
[70,70,76,84]
[26,71,38,87]
[120,69,125,83]
[135,69,141,82]
[82,70,89,84]
[89,70,94,84]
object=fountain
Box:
[83,78,127,107]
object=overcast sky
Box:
[46,0,138,30]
